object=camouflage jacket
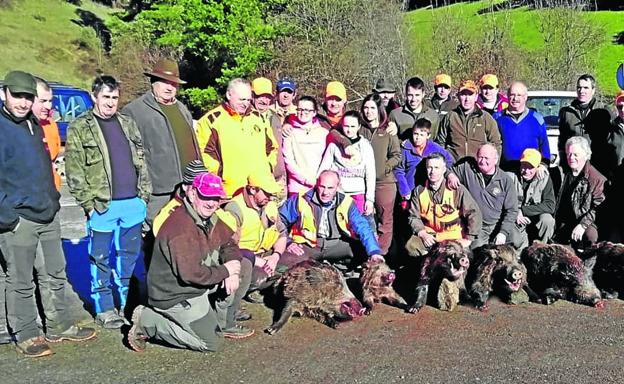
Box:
[65,110,151,214]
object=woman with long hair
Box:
[359,93,401,255]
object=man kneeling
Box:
[128,173,253,352]
[406,153,482,256]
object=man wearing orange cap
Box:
[197,78,278,197]
[251,77,284,184]
[436,80,501,161]
[476,74,508,115]
[224,169,307,305]
[425,73,459,116]
[123,58,201,228]
[318,81,348,131]
[510,148,556,248]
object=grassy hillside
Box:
[0,0,115,88]
[404,1,624,95]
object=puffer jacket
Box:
[65,111,151,214]
[556,162,606,229]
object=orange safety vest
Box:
[418,185,463,241]
[291,195,353,246]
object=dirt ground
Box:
[1,298,624,384]
[3,186,623,384]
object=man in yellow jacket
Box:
[224,169,308,306]
[196,78,278,197]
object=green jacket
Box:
[65,110,151,214]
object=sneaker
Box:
[0,327,12,345]
[46,325,97,343]
[222,324,254,339]
[127,305,148,352]
[96,310,126,329]
[234,309,252,322]
[16,336,53,358]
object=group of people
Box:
[0,59,623,357]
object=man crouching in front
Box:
[127,172,253,352]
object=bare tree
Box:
[268,0,408,104]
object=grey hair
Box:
[317,169,341,183]
[226,78,251,94]
[565,136,592,159]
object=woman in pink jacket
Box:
[282,96,329,195]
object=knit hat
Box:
[458,80,478,94]
[248,168,281,195]
[193,172,226,199]
[182,160,208,185]
[252,77,273,96]
[3,70,37,95]
[520,148,542,168]
[325,81,347,101]
[479,74,499,88]
[434,74,452,87]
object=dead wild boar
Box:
[407,240,470,313]
[265,260,365,335]
[583,241,624,299]
[360,259,407,314]
[468,244,529,311]
[521,242,603,307]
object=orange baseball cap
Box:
[252,77,273,96]
[479,74,499,88]
[325,81,347,101]
[434,74,452,87]
[458,80,478,94]
[520,148,542,168]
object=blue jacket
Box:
[279,189,381,257]
[494,109,550,165]
[0,110,60,231]
[394,139,454,198]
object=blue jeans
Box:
[88,197,146,314]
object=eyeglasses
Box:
[297,108,315,113]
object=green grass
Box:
[404,1,624,96]
[0,0,115,89]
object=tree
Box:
[268,0,408,104]
[115,0,281,111]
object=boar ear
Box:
[583,256,597,271]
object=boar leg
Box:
[265,301,295,335]
[524,284,542,303]
[362,292,376,315]
[408,285,428,313]
[382,290,408,309]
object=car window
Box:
[526,97,576,127]
[53,93,89,123]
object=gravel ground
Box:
[1,299,624,384]
[3,184,622,383]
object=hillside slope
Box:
[0,0,114,88]
[405,1,624,95]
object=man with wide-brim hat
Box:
[372,78,400,114]
[123,58,201,230]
